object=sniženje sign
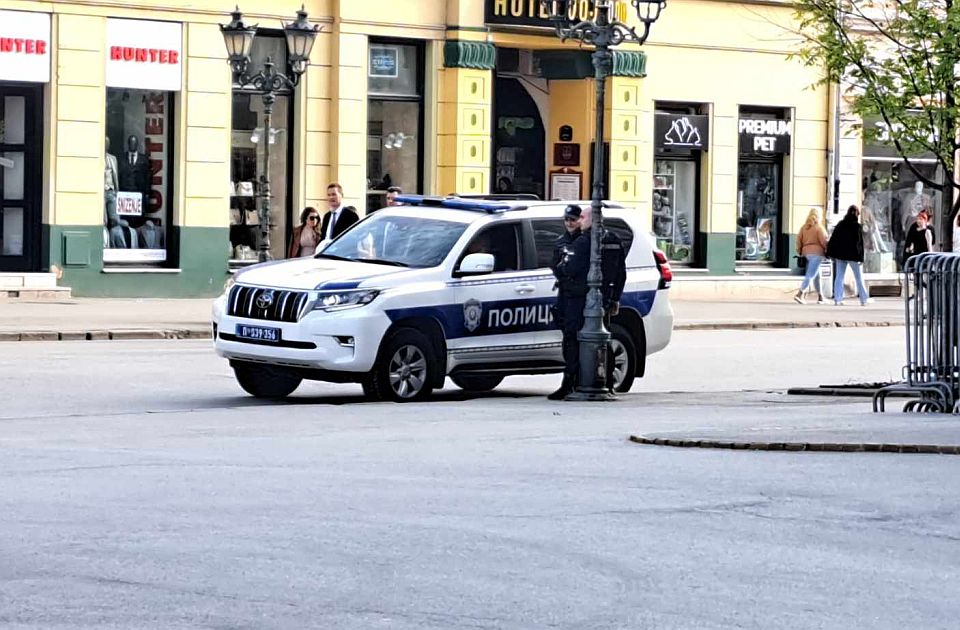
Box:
[485,0,629,28]
[738,118,792,155]
[369,46,398,78]
[116,191,143,216]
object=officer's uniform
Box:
[600,229,627,316]
[550,208,591,399]
[599,228,627,390]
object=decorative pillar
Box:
[606,51,648,220]
[437,41,494,196]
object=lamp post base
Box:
[564,388,617,402]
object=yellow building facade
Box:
[0,0,828,296]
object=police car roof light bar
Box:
[394,195,513,214]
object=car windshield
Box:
[319,214,468,268]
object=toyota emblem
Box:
[255,291,275,309]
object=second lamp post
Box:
[540,0,666,400]
[220,7,320,262]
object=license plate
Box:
[236,324,281,342]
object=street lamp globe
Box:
[283,7,320,77]
[219,7,257,75]
[633,0,667,26]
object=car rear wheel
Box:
[450,374,504,392]
[368,328,436,402]
[609,323,637,393]
[233,362,302,399]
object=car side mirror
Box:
[457,253,495,275]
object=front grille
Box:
[228,285,309,323]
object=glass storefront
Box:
[861,160,943,272]
[367,41,423,211]
[103,88,172,264]
[653,159,696,262]
[736,161,780,263]
[229,35,292,264]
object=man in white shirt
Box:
[320,182,359,240]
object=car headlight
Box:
[223,275,237,293]
[312,289,381,311]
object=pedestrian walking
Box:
[793,208,827,304]
[321,183,359,240]
[826,205,871,306]
[548,204,588,400]
[288,207,322,258]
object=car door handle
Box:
[515,284,535,294]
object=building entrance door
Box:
[0,83,42,271]
[493,76,545,198]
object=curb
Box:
[629,435,960,455]
[0,328,211,342]
[675,321,902,331]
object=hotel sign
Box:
[484,0,628,28]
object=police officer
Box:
[596,210,627,391]
[548,205,590,400]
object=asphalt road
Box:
[2,328,959,629]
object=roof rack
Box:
[394,195,522,213]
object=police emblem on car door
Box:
[450,223,557,363]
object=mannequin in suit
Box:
[118,134,151,202]
[320,182,359,240]
[103,136,128,248]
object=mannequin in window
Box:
[103,136,128,248]
[118,134,151,203]
[902,181,934,234]
[137,219,164,249]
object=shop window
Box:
[103,88,173,264]
[653,160,696,263]
[229,34,293,264]
[862,160,943,272]
[737,108,790,265]
[367,41,424,211]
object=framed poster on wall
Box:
[549,170,582,201]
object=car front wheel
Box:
[369,328,437,402]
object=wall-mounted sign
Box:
[550,170,582,201]
[559,125,573,142]
[739,117,791,155]
[106,18,182,91]
[0,10,51,83]
[484,0,628,28]
[553,143,580,167]
[654,113,709,152]
[369,46,398,78]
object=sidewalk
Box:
[0,295,905,341]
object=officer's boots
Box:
[548,373,575,400]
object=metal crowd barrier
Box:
[874,253,960,413]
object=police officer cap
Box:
[563,205,582,219]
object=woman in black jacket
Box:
[826,205,871,306]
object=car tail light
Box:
[653,250,672,289]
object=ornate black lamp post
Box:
[539,0,666,400]
[220,6,320,262]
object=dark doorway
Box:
[493,77,545,198]
[0,83,43,271]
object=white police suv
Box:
[212,196,674,401]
